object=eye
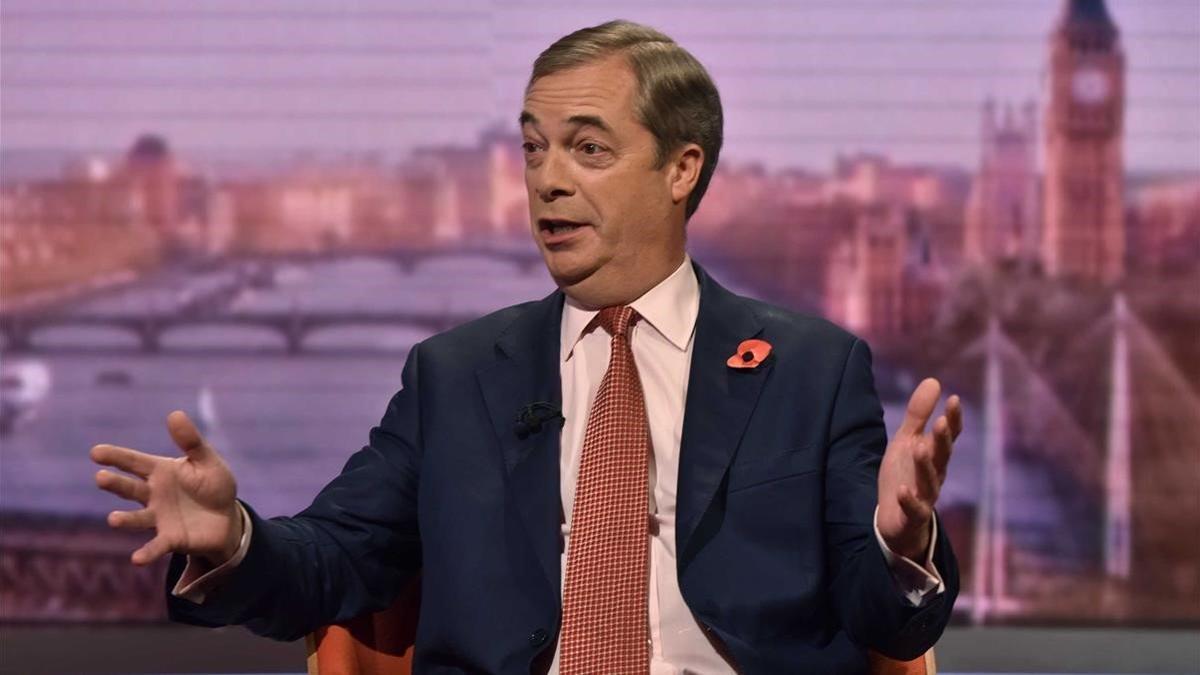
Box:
[579,142,605,155]
[521,141,541,154]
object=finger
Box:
[926,415,955,478]
[930,415,954,479]
[946,395,964,440]
[131,536,172,566]
[166,410,214,462]
[95,469,150,505]
[898,484,932,524]
[912,439,943,503]
[107,508,155,531]
[90,444,157,479]
[899,378,942,437]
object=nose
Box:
[530,150,575,203]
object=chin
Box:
[543,252,604,289]
[547,262,594,288]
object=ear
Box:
[668,143,704,207]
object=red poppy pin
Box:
[727,338,772,369]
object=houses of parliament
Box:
[968,0,1127,285]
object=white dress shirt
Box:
[546,254,942,673]
[174,253,944,673]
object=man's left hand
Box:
[877,378,963,562]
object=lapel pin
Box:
[727,338,771,369]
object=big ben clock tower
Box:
[1043,0,1126,284]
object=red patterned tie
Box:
[560,305,651,674]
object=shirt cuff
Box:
[170,502,253,604]
[873,504,946,607]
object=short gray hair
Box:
[528,20,724,221]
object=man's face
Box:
[520,55,686,303]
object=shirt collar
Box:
[560,254,699,362]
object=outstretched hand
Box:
[876,378,962,562]
[90,410,242,566]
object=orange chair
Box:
[304,578,936,675]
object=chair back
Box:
[305,578,420,675]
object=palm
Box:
[876,378,962,561]
[877,434,924,534]
[91,410,241,565]
[150,454,237,554]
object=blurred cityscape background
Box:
[1,0,1198,634]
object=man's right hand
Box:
[91,410,241,567]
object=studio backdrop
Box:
[1,0,1198,632]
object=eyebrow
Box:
[518,111,613,135]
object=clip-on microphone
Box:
[514,401,564,439]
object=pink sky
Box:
[1,0,1197,172]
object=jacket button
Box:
[529,628,548,646]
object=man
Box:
[91,20,961,674]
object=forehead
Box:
[522,56,639,130]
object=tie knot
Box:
[597,305,638,338]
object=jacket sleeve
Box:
[164,342,425,642]
[822,337,959,660]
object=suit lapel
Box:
[473,264,771,593]
[476,290,565,601]
[676,263,772,569]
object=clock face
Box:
[1071,68,1111,104]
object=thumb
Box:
[899,377,941,437]
[166,410,215,462]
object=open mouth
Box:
[538,218,590,236]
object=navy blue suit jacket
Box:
[166,261,958,674]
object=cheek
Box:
[620,176,672,228]
[582,170,672,241]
